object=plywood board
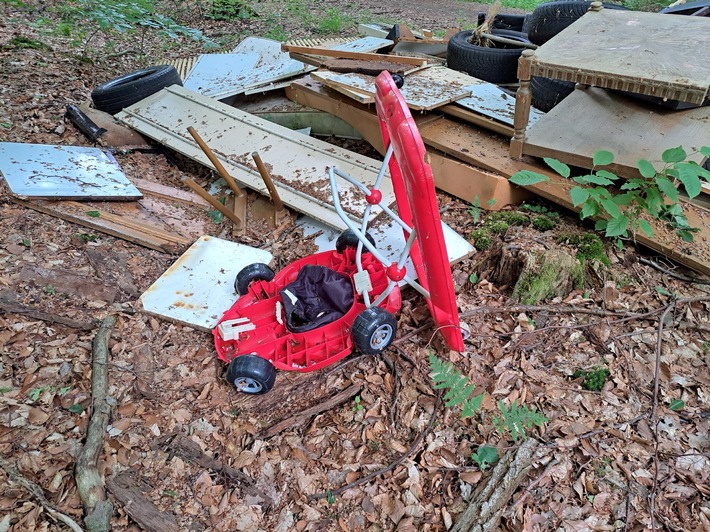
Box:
[0,143,141,200]
[532,9,710,104]
[182,53,262,97]
[116,85,395,231]
[523,87,710,180]
[140,236,273,331]
[311,66,476,110]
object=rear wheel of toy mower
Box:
[352,307,397,355]
[226,355,276,394]
[235,263,275,296]
[335,229,376,253]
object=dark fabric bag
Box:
[280,265,354,333]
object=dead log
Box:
[75,315,116,532]
[0,290,96,330]
[106,472,178,532]
[452,438,539,532]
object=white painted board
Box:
[456,84,544,126]
[140,235,273,331]
[117,85,395,231]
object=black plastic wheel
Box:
[91,65,182,115]
[526,1,629,46]
[531,76,577,112]
[335,229,376,254]
[226,355,276,394]
[447,29,532,85]
[352,307,397,355]
[235,263,275,296]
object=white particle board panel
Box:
[311,66,474,110]
[182,53,262,97]
[140,235,273,331]
[116,85,395,231]
[0,143,141,200]
[297,215,474,280]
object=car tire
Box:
[90,65,182,115]
[335,229,376,253]
[531,76,577,112]
[235,263,275,296]
[447,29,532,85]
[526,1,630,45]
[352,307,397,355]
[476,12,528,32]
[226,355,276,394]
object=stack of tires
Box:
[447,13,532,85]
[525,1,629,112]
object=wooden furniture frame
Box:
[511,2,710,158]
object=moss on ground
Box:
[557,232,610,266]
[469,209,558,251]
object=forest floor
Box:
[1,1,709,531]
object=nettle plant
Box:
[510,146,710,244]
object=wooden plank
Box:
[311,66,474,111]
[531,9,710,104]
[13,199,191,253]
[282,45,426,65]
[522,87,710,192]
[285,77,528,209]
[116,85,395,231]
[439,104,513,137]
[130,178,211,208]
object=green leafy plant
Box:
[429,353,548,468]
[68,404,85,414]
[53,0,213,58]
[429,353,485,418]
[44,284,56,295]
[207,0,257,20]
[573,367,610,392]
[86,210,101,218]
[28,387,46,401]
[352,395,364,413]
[668,399,684,411]
[493,400,548,442]
[22,238,31,247]
[0,387,14,395]
[510,146,710,243]
[471,445,499,470]
[316,8,352,34]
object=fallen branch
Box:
[0,456,84,532]
[261,384,361,439]
[638,256,710,285]
[452,438,540,532]
[106,472,177,532]
[309,393,441,501]
[75,315,116,532]
[167,435,273,507]
[0,297,96,330]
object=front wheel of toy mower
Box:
[352,307,397,355]
[226,355,276,394]
[335,229,376,253]
[235,263,275,296]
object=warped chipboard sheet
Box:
[0,143,141,200]
[116,85,395,231]
[311,66,475,110]
[140,236,273,331]
[456,84,544,127]
[184,36,393,100]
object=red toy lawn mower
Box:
[213,71,465,394]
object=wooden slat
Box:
[282,45,427,66]
[439,104,513,137]
[13,199,192,253]
[130,178,211,208]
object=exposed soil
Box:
[1,2,709,532]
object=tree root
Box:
[75,315,116,532]
[452,438,539,532]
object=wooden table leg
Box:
[510,49,535,159]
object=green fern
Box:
[429,353,484,418]
[493,400,548,442]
